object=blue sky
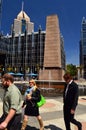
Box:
[1,0,86,66]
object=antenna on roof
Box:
[22,0,24,11]
[21,0,25,19]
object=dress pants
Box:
[63,106,81,130]
[7,114,21,130]
[0,113,21,130]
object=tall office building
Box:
[13,8,34,35]
[80,17,86,79]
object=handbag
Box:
[37,95,46,107]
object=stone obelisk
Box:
[39,15,64,80]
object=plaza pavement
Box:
[24,96,86,130]
[0,87,86,130]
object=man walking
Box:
[63,73,82,130]
[0,73,22,130]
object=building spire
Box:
[22,1,24,12]
[21,1,25,19]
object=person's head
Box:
[1,73,14,87]
[29,79,36,87]
[63,73,73,83]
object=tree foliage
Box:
[66,64,77,77]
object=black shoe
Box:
[78,123,82,130]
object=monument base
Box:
[38,69,65,80]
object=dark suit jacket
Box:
[63,81,79,110]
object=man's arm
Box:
[0,109,16,129]
[72,83,79,110]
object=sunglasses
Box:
[29,82,33,83]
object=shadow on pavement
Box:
[25,125,39,130]
[19,124,62,130]
[19,124,39,130]
[45,124,62,130]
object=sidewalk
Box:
[0,91,86,129]
[24,96,86,130]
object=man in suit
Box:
[63,73,82,130]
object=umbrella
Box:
[7,72,15,75]
[26,73,38,76]
[15,72,24,76]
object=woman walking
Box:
[21,79,44,130]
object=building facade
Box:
[0,33,8,74]
[6,28,45,76]
[80,17,86,79]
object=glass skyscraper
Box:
[80,17,86,79]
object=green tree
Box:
[66,64,77,77]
